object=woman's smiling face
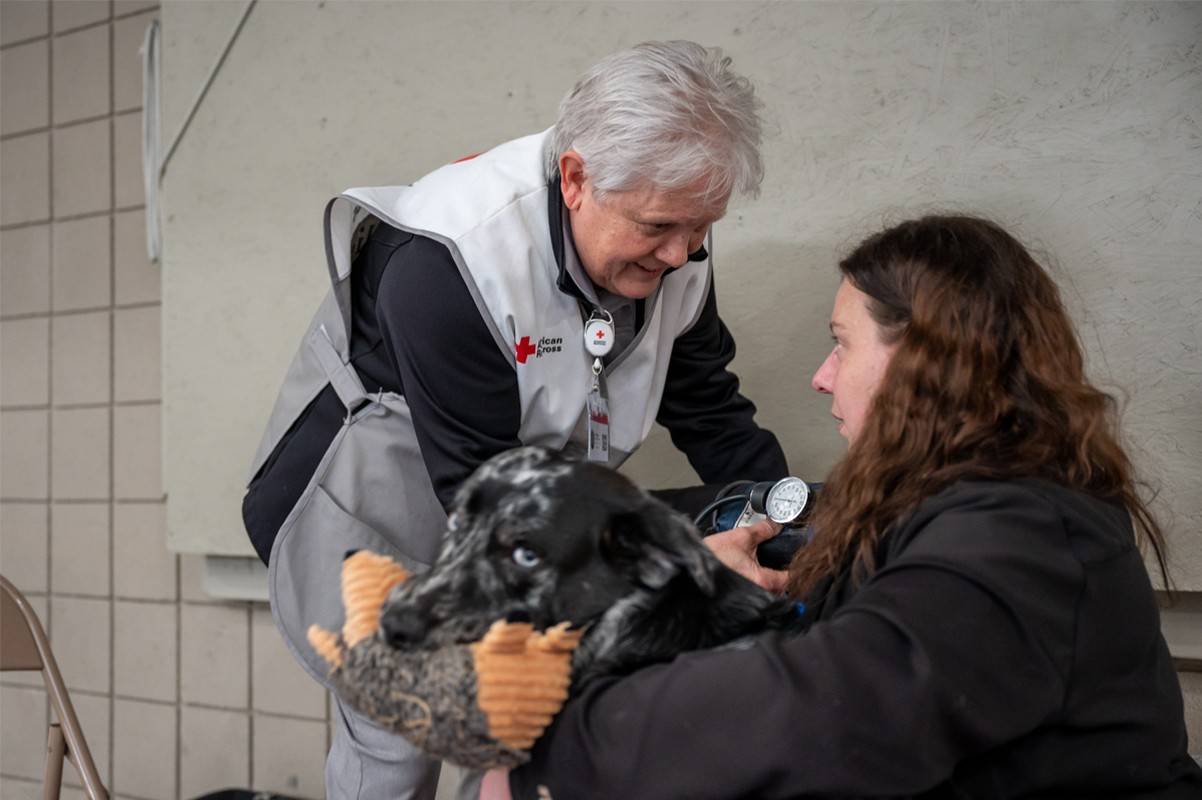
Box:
[560,151,727,299]
[811,280,898,444]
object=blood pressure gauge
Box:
[734,476,814,528]
[760,477,811,524]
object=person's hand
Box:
[480,768,512,800]
[705,519,789,594]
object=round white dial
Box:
[765,477,810,524]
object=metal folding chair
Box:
[1,575,108,800]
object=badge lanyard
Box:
[583,308,614,463]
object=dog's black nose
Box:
[379,604,429,648]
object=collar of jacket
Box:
[545,175,709,305]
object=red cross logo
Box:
[515,336,537,364]
[595,330,606,340]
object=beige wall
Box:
[158,0,1202,594]
[0,2,330,797]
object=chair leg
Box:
[44,723,66,800]
[64,749,110,800]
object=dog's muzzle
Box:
[379,603,431,648]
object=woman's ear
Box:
[558,150,587,211]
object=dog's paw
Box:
[307,550,410,670]
[471,620,581,750]
[532,622,584,654]
[341,550,410,647]
[307,624,345,669]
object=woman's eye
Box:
[512,545,541,568]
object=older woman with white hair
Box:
[241,41,790,800]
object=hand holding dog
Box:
[705,519,789,594]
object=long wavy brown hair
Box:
[787,215,1170,599]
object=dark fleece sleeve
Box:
[375,236,522,508]
[656,280,789,484]
[510,486,1085,799]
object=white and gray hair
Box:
[547,40,764,203]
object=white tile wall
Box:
[50,406,110,500]
[251,604,327,719]
[180,706,250,798]
[0,132,50,225]
[113,403,162,499]
[51,119,110,218]
[252,714,328,798]
[1,5,333,797]
[51,309,111,404]
[0,777,43,800]
[0,316,50,406]
[113,599,177,702]
[0,686,47,779]
[51,24,109,124]
[49,595,110,693]
[0,224,52,315]
[50,501,110,596]
[112,698,176,798]
[0,0,49,46]
[114,0,158,17]
[113,110,142,208]
[113,305,160,402]
[113,11,155,113]
[113,209,158,304]
[180,603,249,708]
[0,410,49,499]
[1,40,49,134]
[0,503,49,592]
[112,501,175,600]
[52,0,109,33]
[52,215,111,311]
[179,553,209,602]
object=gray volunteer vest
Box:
[251,130,712,682]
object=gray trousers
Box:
[327,693,482,800]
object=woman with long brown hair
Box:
[486,215,1201,799]
[795,214,1171,604]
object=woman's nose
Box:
[655,233,690,267]
[812,351,835,394]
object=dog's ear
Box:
[603,500,718,596]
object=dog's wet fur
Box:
[379,447,803,688]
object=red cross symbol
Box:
[515,336,537,364]
[595,330,606,340]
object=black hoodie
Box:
[512,479,1202,799]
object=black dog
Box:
[380,447,802,688]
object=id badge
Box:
[587,387,610,463]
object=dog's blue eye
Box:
[512,545,541,568]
